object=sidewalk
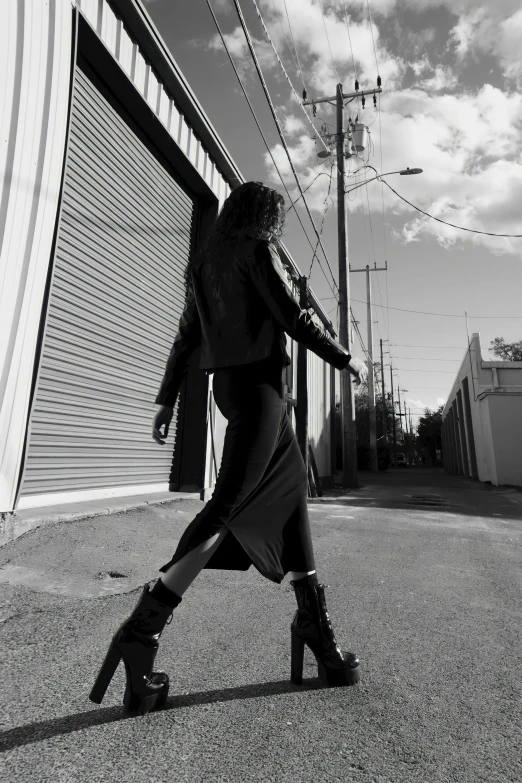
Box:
[0,488,201,549]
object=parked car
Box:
[395,452,408,468]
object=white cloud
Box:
[204,1,522,256]
[283,114,306,135]
[207,26,279,82]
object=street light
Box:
[345,166,423,195]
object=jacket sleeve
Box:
[245,240,352,371]
[155,277,201,407]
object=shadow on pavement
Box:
[0,678,325,753]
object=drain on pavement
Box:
[407,495,449,507]
[96,570,128,580]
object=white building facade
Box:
[441,333,522,487]
[1,0,340,515]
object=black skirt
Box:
[159,355,315,583]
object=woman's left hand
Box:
[153,405,174,445]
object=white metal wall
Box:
[0,0,72,513]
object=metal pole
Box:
[390,363,397,466]
[408,407,415,465]
[337,83,358,488]
[296,276,309,489]
[366,266,378,471]
[380,338,387,444]
[397,383,403,448]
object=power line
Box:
[236,0,339,293]
[207,0,339,300]
[270,0,302,84]
[249,0,330,152]
[390,356,462,362]
[317,0,340,83]
[366,0,380,76]
[394,368,456,373]
[391,343,464,349]
[341,0,357,84]
[282,0,306,93]
[351,299,522,319]
[382,180,522,238]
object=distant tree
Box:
[489,337,522,361]
[352,362,398,446]
[416,405,444,465]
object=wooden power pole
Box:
[303,82,382,488]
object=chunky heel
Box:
[89,642,122,704]
[290,628,305,684]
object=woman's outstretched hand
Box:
[346,356,368,387]
[153,405,174,445]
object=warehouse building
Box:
[1,0,341,516]
[441,333,522,486]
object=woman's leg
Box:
[158,527,228,597]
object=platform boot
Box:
[290,573,360,687]
[89,582,182,715]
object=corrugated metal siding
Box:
[1,0,72,513]
[20,63,197,496]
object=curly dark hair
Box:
[183,181,285,296]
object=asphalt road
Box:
[1,467,520,783]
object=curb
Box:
[0,493,200,549]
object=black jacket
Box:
[155,238,351,406]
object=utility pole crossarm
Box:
[350,265,388,273]
[303,87,382,106]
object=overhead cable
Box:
[317,0,340,83]
[387,356,462,362]
[366,0,380,76]
[382,180,522,238]
[394,368,458,373]
[249,0,330,152]
[206,0,338,300]
[341,0,358,84]
[282,0,306,95]
[350,298,522,319]
[391,343,464,349]
[233,0,339,293]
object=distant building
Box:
[441,333,522,486]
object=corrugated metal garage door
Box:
[20,63,197,497]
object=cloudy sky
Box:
[143,0,522,426]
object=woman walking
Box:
[89,182,368,715]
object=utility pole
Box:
[302,82,382,489]
[380,338,387,444]
[335,83,357,488]
[350,262,387,472]
[390,363,397,465]
[408,407,415,465]
[303,83,382,488]
[296,276,309,485]
[398,386,410,454]
[397,384,403,447]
